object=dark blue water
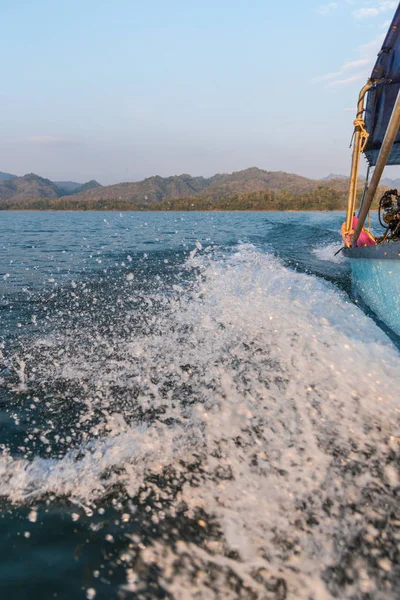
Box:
[0,212,399,600]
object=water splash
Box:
[1,244,399,599]
[312,242,345,264]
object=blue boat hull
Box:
[343,241,400,337]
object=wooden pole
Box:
[345,82,372,233]
[353,88,400,245]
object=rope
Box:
[353,117,369,152]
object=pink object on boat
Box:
[352,216,376,247]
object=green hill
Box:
[0,173,60,202]
[0,171,17,181]
[57,168,332,205]
[0,174,102,204]
[0,167,371,211]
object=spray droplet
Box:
[28,510,37,523]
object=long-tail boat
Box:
[342,4,400,336]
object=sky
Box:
[0,0,398,184]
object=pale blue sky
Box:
[0,0,398,183]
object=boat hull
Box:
[343,241,400,337]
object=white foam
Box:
[1,244,399,598]
[312,241,345,264]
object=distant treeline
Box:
[152,187,352,211]
[0,186,365,212]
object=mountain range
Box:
[0,174,101,202]
[0,171,17,181]
[322,173,349,180]
[381,177,400,188]
[59,168,335,205]
[0,168,350,205]
[323,172,400,189]
[0,167,395,210]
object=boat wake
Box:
[0,244,399,599]
[312,241,345,264]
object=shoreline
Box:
[0,209,351,213]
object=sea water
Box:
[0,211,399,600]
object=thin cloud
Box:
[315,33,385,88]
[313,71,341,83]
[342,58,370,70]
[358,32,385,59]
[327,73,366,88]
[313,60,368,83]
[317,2,338,15]
[26,136,71,144]
[353,1,397,19]
[354,7,380,18]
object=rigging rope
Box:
[353,117,369,152]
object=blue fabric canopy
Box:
[364,4,400,166]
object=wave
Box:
[1,244,399,598]
[312,241,345,264]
